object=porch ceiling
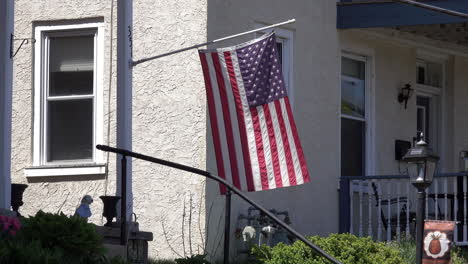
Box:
[395,22,468,47]
[337,0,468,29]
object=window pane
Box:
[341,77,365,118]
[417,65,426,84]
[49,35,94,96]
[47,99,93,162]
[342,57,365,80]
[341,118,365,177]
[416,60,442,88]
[417,96,431,144]
[426,62,442,88]
[276,42,283,65]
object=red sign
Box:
[423,220,456,264]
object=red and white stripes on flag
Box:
[199,32,310,193]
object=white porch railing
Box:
[340,173,468,244]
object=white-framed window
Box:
[415,57,445,155]
[26,22,105,177]
[416,59,443,88]
[256,26,294,105]
[340,53,374,179]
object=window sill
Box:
[24,163,106,177]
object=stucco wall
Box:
[205,0,340,261]
[13,0,115,226]
[12,0,208,259]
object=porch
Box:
[340,173,468,244]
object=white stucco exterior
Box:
[7,0,468,261]
[12,0,207,259]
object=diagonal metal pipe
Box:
[96,144,343,264]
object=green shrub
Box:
[389,237,468,264]
[251,233,405,264]
[175,254,211,264]
[0,211,114,264]
[0,239,64,264]
[19,210,105,262]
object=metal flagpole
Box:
[392,0,468,19]
[117,0,133,244]
[132,19,296,66]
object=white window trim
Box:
[255,24,294,106]
[340,51,376,193]
[415,57,446,171]
[29,22,105,177]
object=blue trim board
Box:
[338,0,468,29]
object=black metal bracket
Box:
[10,34,36,58]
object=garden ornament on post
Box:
[74,195,93,221]
[242,225,256,242]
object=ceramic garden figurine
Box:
[74,195,93,221]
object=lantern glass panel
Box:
[425,159,437,183]
[408,161,426,184]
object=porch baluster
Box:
[377,180,382,241]
[350,180,354,235]
[454,177,458,242]
[396,180,401,241]
[464,176,467,241]
[435,178,439,220]
[426,186,429,219]
[444,177,448,220]
[386,180,391,241]
[359,180,363,237]
[368,180,373,238]
[406,181,410,239]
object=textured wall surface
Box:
[205,0,341,261]
[12,0,207,259]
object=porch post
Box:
[339,178,351,233]
[116,0,133,219]
[0,0,14,209]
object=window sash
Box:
[40,30,98,165]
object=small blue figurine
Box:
[74,195,93,220]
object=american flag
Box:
[199,32,310,193]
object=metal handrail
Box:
[96,144,343,264]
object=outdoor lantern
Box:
[403,138,439,189]
[403,137,440,264]
[398,83,413,109]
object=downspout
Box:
[0,0,14,210]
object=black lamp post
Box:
[402,138,439,264]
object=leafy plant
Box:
[0,239,64,264]
[175,254,211,264]
[389,236,468,264]
[19,211,106,263]
[251,233,405,264]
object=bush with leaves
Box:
[251,233,405,264]
[174,254,211,264]
[19,210,105,261]
[388,236,468,264]
[0,211,120,264]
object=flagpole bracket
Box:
[10,34,36,59]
